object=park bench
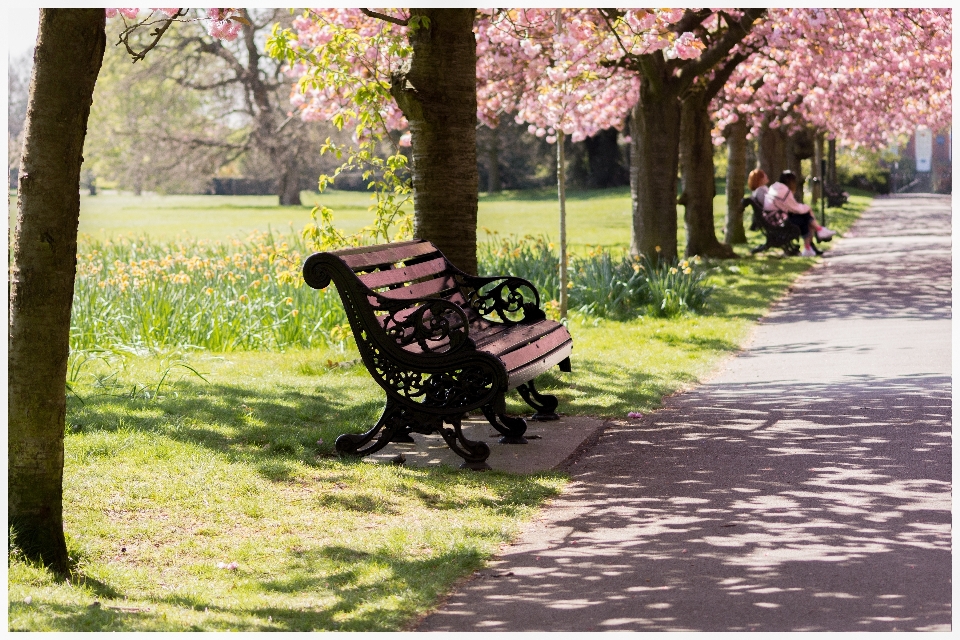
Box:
[745,196,803,255]
[745,196,830,256]
[824,183,849,208]
[302,239,573,470]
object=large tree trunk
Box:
[9,8,106,575]
[724,117,748,245]
[629,83,681,262]
[679,88,735,258]
[788,128,815,203]
[392,8,479,274]
[758,117,787,183]
[745,135,758,174]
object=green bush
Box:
[479,234,714,320]
[477,233,560,302]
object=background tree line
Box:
[7,23,630,203]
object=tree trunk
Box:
[827,137,837,184]
[679,88,735,258]
[786,134,804,204]
[277,147,302,206]
[724,118,748,245]
[486,123,501,194]
[629,84,681,262]
[745,135,758,173]
[392,8,479,274]
[584,127,628,188]
[9,8,106,575]
[758,117,787,183]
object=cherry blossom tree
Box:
[713,8,951,234]
[271,9,481,272]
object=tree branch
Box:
[360,9,409,27]
[706,50,751,100]
[118,9,189,63]
[678,8,766,93]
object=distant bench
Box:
[302,239,573,470]
[824,183,849,208]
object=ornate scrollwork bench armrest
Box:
[373,294,474,356]
[456,273,546,325]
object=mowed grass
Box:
[9,183,863,254]
[9,186,872,631]
[12,186,635,252]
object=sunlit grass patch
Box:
[11,351,564,631]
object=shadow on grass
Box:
[67,376,383,479]
[516,359,681,417]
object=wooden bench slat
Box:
[379,274,458,301]
[498,326,573,372]
[475,320,559,354]
[358,257,448,290]
[339,242,439,270]
[506,340,574,389]
[330,238,425,257]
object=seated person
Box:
[742,169,770,228]
[764,170,837,257]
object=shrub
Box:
[636,254,713,318]
[477,232,560,302]
[478,233,713,319]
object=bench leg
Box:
[516,379,559,421]
[437,416,492,471]
[335,399,420,457]
[481,404,528,444]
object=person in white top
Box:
[762,170,837,257]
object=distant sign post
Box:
[915,126,933,172]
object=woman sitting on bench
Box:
[763,170,837,257]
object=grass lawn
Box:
[8,187,872,631]
[9,187,635,253]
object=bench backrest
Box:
[324,239,484,316]
[305,240,493,357]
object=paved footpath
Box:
[418,195,952,632]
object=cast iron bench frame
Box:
[302,239,573,470]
